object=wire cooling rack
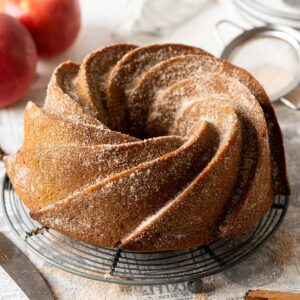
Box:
[1,175,289,293]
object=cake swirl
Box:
[4,44,289,251]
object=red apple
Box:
[4,0,81,57]
[0,13,37,108]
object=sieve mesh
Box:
[228,35,300,100]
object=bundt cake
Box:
[4,43,290,251]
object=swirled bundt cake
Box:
[4,43,290,251]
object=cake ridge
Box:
[5,135,184,211]
[76,44,137,125]
[45,61,102,126]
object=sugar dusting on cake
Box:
[4,43,282,251]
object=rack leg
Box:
[187,278,203,293]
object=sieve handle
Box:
[215,19,246,47]
[279,97,300,111]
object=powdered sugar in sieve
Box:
[216,20,300,110]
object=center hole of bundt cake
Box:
[119,108,174,140]
[112,113,167,140]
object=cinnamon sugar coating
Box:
[4,44,289,251]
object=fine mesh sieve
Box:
[215,20,300,110]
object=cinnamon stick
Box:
[245,289,300,300]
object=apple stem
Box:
[0,147,5,161]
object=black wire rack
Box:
[1,175,289,293]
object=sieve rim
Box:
[220,24,300,102]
